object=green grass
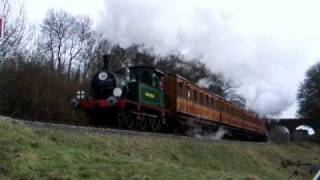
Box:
[0,121,319,180]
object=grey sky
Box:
[26,0,320,118]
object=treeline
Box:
[0,1,245,124]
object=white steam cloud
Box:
[194,126,228,140]
[99,0,320,117]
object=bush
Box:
[0,62,88,125]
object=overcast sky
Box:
[25,0,320,118]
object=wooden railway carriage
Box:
[76,57,267,141]
[163,74,267,139]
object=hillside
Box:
[0,120,319,180]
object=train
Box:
[73,55,268,141]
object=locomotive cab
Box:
[127,66,166,108]
[129,66,164,87]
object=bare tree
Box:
[39,9,93,80]
[0,0,26,62]
[80,32,111,80]
[207,73,239,97]
[156,54,209,82]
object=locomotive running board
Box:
[130,110,158,119]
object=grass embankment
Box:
[0,121,319,180]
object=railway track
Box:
[0,115,265,144]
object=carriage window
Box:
[187,86,191,99]
[181,83,185,98]
[212,98,215,109]
[206,95,209,106]
[211,98,214,108]
[178,83,183,97]
[201,94,204,105]
[183,83,187,98]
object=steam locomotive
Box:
[73,55,267,141]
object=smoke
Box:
[194,126,228,140]
[209,126,228,140]
[99,0,320,117]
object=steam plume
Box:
[99,0,320,117]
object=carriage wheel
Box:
[173,119,186,135]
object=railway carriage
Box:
[74,55,267,141]
[164,74,267,140]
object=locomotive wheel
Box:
[117,111,128,129]
[126,113,135,130]
[150,118,161,132]
[89,111,104,126]
[142,120,148,131]
[137,117,148,131]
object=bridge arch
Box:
[296,125,315,135]
[268,118,320,140]
[277,118,319,140]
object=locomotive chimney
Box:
[103,54,111,71]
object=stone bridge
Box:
[267,118,319,140]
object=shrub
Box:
[0,62,88,125]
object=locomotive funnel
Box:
[103,54,111,71]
